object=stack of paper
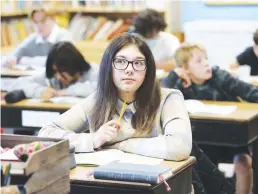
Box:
[75,149,163,166]
[185,100,237,115]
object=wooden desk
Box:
[1,99,70,129]
[69,157,195,194]
[190,101,258,194]
[1,68,37,78]
[251,81,258,87]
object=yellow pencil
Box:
[119,94,128,120]
[117,92,129,131]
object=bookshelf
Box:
[1,0,170,52]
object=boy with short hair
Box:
[161,43,258,194]
[3,7,73,68]
[230,28,258,75]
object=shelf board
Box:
[1,10,28,17]
[1,7,164,17]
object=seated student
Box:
[161,43,258,194]
[8,42,98,99]
[132,9,180,72]
[2,7,72,68]
[230,28,258,75]
[38,33,192,162]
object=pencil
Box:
[4,163,11,186]
[119,92,129,121]
[116,92,129,131]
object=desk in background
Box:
[1,99,71,129]
[190,101,258,194]
[70,157,195,194]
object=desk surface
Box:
[190,101,258,122]
[70,156,196,188]
[1,99,72,110]
[2,99,258,122]
[1,68,37,77]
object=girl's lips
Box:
[122,78,136,81]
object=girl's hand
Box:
[55,89,67,97]
[93,120,120,149]
[41,87,57,100]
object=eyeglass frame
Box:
[112,57,147,71]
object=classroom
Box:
[0,0,258,194]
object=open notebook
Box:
[184,100,237,115]
[75,149,163,166]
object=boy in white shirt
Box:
[133,9,180,72]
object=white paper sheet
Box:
[75,149,164,166]
[185,100,237,115]
[0,148,18,161]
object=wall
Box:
[181,0,258,26]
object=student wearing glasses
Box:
[7,42,98,99]
[2,7,72,68]
[38,33,192,164]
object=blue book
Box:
[93,161,173,184]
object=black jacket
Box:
[161,66,258,102]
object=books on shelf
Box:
[93,161,172,184]
[69,14,130,41]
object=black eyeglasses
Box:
[112,57,146,71]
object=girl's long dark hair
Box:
[91,33,161,137]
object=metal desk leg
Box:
[252,139,258,194]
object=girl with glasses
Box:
[38,33,192,162]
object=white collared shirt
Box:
[116,99,136,114]
[35,24,61,44]
[145,31,180,63]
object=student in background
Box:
[38,33,192,162]
[161,43,258,194]
[8,42,98,99]
[132,9,180,72]
[230,28,258,75]
[2,7,72,69]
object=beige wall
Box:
[165,0,182,32]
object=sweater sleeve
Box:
[38,96,95,152]
[114,90,192,161]
[7,73,48,98]
[218,69,258,102]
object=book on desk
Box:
[93,161,173,184]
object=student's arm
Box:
[19,56,47,67]
[230,60,240,69]
[7,73,50,98]
[38,99,95,152]
[63,81,97,97]
[1,34,34,67]
[108,90,192,161]
[220,70,258,102]
[161,68,191,89]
